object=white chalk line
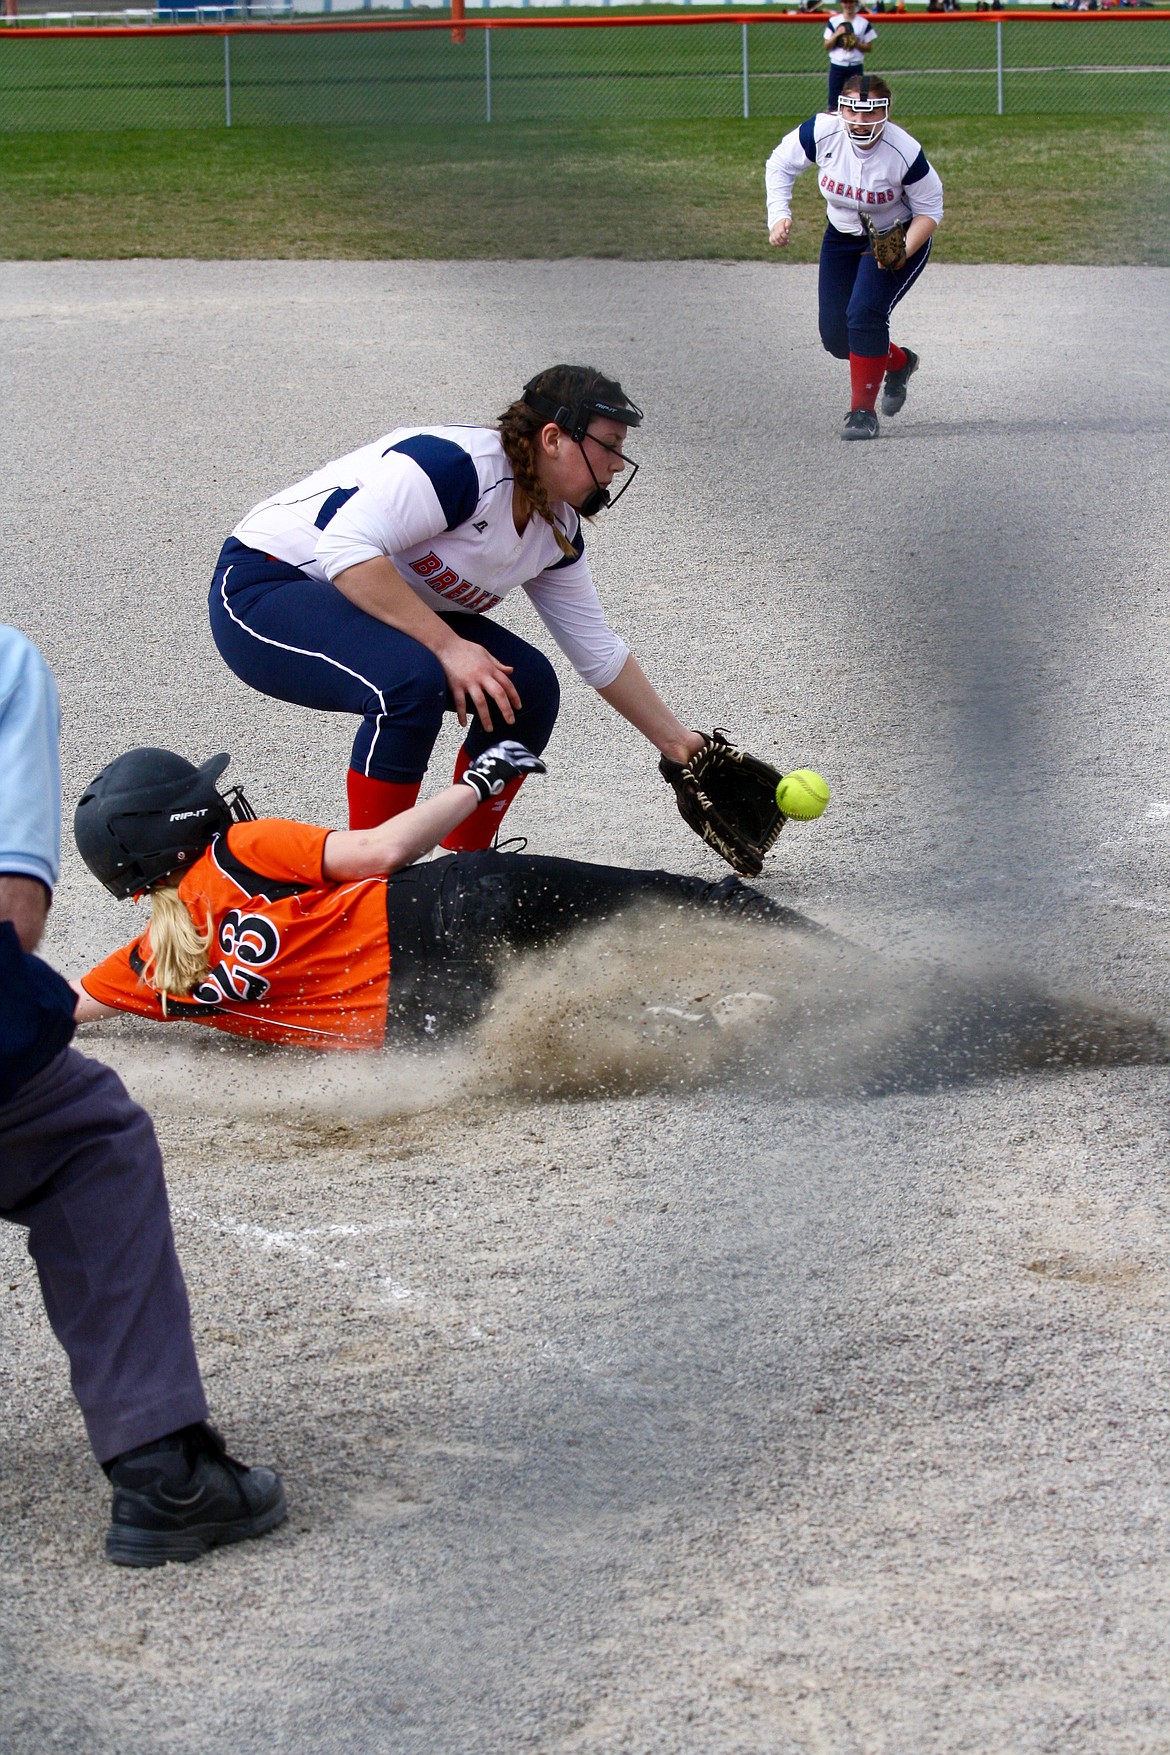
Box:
[170,1203,503,1327]
[170,1202,614,1358]
[172,1203,416,1285]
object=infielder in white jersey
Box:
[823,0,876,111]
[766,74,944,440]
[209,366,707,839]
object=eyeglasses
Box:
[583,431,636,470]
[576,431,640,508]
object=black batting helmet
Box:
[74,747,254,899]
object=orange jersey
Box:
[80,819,390,1049]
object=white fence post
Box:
[741,20,748,120]
[224,31,231,126]
[996,17,1003,115]
[485,25,491,123]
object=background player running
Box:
[823,0,876,111]
[70,746,807,1051]
[765,74,944,440]
[209,364,705,844]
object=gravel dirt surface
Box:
[2,260,1170,1754]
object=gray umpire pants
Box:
[0,1047,209,1465]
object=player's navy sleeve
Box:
[314,436,482,580]
[902,152,944,223]
[386,436,480,531]
[548,522,586,572]
[765,121,820,227]
[0,923,76,1106]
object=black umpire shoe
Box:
[881,347,919,417]
[841,408,880,441]
[105,1422,287,1567]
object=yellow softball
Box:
[776,768,830,821]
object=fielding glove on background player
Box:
[864,216,908,272]
[460,741,547,804]
[659,730,787,879]
[837,24,858,47]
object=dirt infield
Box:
[3,260,1170,1754]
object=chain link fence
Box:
[1,12,1167,129]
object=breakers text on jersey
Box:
[820,174,896,209]
[409,552,502,614]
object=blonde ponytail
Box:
[142,883,212,1014]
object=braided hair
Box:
[497,364,634,558]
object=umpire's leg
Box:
[0,1048,209,1466]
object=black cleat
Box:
[105,1422,286,1567]
[881,347,919,417]
[841,408,880,441]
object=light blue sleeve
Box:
[0,627,62,891]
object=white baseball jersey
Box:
[232,425,629,689]
[765,113,944,236]
[824,10,876,65]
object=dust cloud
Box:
[89,904,1168,1125]
[473,908,1167,1100]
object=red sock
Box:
[345,770,421,831]
[886,342,907,374]
[849,352,888,413]
[440,746,527,852]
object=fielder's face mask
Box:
[522,377,644,517]
[839,79,889,147]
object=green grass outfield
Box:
[2,116,1168,261]
[1,16,1168,128]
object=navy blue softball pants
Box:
[818,223,932,360]
[827,61,864,109]
[209,538,561,784]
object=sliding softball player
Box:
[70,745,806,1051]
[765,74,944,440]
